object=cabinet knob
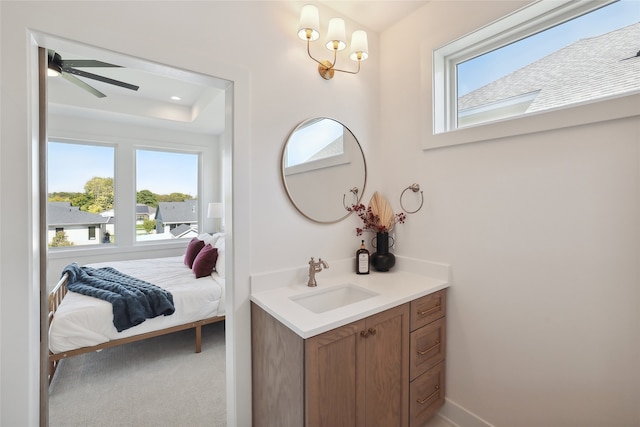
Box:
[360,328,377,338]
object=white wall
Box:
[381,1,640,426]
[0,1,379,425]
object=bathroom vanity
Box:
[250,259,449,427]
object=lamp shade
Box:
[207,202,223,219]
[349,30,369,61]
[298,5,320,41]
[325,18,347,51]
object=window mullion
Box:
[115,143,135,247]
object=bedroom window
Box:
[47,141,114,248]
[135,149,199,242]
[433,0,640,133]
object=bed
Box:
[48,233,226,383]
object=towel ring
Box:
[400,183,424,214]
[343,187,359,210]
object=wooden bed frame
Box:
[48,272,225,384]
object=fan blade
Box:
[62,59,122,68]
[61,73,106,98]
[64,67,139,91]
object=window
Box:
[434,0,640,133]
[47,141,114,247]
[283,118,347,175]
[48,141,203,248]
[135,149,199,242]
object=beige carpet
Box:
[48,322,226,427]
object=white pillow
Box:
[213,236,225,278]
[197,232,224,247]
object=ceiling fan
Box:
[47,50,139,98]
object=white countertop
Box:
[250,256,450,339]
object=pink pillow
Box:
[184,238,205,268]
[192,244,219,278]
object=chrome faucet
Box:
[308,257,329,287]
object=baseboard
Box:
[438,398,495,427]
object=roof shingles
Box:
[459,23,640,113]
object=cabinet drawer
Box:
[410,317,446,380]
[410,289,446,331]
[410,361,445,427]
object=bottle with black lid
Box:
[356,240,370,275]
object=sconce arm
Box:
[306,40,336,68]
[306,40,362,79]
[332,60,362,75]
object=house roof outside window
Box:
[48,202,110,226]
[458,23,640,125]
[156,200,198,225]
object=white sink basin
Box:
[290,284,379,314]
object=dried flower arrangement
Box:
[349,191,406,236]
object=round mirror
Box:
[281,117,367,223]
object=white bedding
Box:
[49,255,225,354]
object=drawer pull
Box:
[417,340,441,356]
[417,385,440,405]
[417,302,440,316]
[360,328,377,338]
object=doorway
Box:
[36,36,235,426]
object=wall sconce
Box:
[298,4,369,80]
[207,202,224,232]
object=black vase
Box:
[371,232,396,272]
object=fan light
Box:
[48,53,63,77]
[297,4,368,80]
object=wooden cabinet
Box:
[409,290,447,427]
[305,304,409,427]
[251,302,305,427]
[251,288,446,427]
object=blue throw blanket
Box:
[62,263,175,332]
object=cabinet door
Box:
[363,304,410,427]
[305,319,366,427]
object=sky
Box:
[458,0,640,96]
[136,149,198,196]
[48,141,198,196]
[286,118,343,167]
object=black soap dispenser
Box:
[356,240,370,275]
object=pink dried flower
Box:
[348,203,406,236]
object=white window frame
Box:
[134,147,201,242]
[47,139,116,249]
[47,135,211,259]
[427,0,640,149]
